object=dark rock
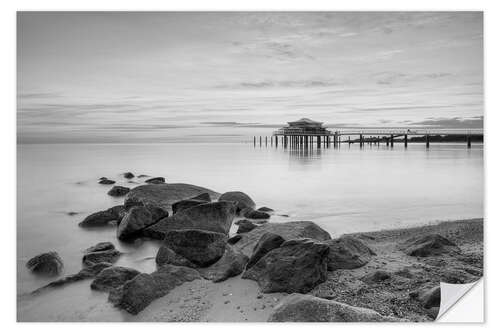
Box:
[172,199,206,214]
[117,205,168,241]
[236,220,259,234]
[243,209,270,220]
[198,246,249,282]
[233,221,332,257]
[79,205,126,228]
[361,270,392,284]
[246,233,285,270]
[84,242,115,254]
[137,174,149,178]
[190,193,211,202]
[268,294,398,322]
[413,285,441,309]
[242,238,329,293]
[440,268,477,284]
[161,229,227,267]
[26,252,63,276]
[124,183,219,211]
[32,263,112,294]
[155,246,197,268]
[145,177,165,184]
[109,264,201,315]
[83,249,121,266]
[400,234,461,257]
[227,234,243,245]
[91,266,141,292]
[99,178,116,185]
[123,172,135,179]
[143,201,236,239]
[257,206,274,212]
[324,236,375,270]
[107,186,130,197]
[66,211,79,216]
[218,191,256,213]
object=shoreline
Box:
[18,217,483,322]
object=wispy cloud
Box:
[406,116,483,128]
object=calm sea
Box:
[17,142,483,321]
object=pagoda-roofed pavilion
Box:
[274,118,331,136]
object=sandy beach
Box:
[113,218,484,322]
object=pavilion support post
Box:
[317,136,321,148]
[360,134,363,147]
[467,135,471,148]
[253,136,256,146]
[404,135,408,148]
[265,136,268,146]
[386,137,389,146]
[390,135,394,147]
[426,135,430,148]
[275,135,278,146]
[338,135,341,147]
[348,136,351,145]
[259,136,262,147]
[377,136,380,146]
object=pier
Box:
[253,118,483,149]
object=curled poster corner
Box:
[436,278,484,322]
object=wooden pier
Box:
[253,128,483,149]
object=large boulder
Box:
[246,232,285,270]
[399,234,461,257]
[233,221,331,257]
[268,294,398,322]
[124,183,219,211]
[198,246,249,282]
[26,251,63,276]
[143,201,236,239]
[160,229,227,267]
[109,264,201,315]
[107,186,130,197]
[91,266,141,292]
[218,191,256,213]
[116,205,168,241]
[242,238,329,293]
[324,236,375,270]
[78,205,125,227]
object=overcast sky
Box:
[17,12,483,143]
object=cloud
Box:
[215,78,341,90]
[200,121,280,128]
[18,92,62,99]
[406,116,483,128]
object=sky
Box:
[17,12,483,143]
